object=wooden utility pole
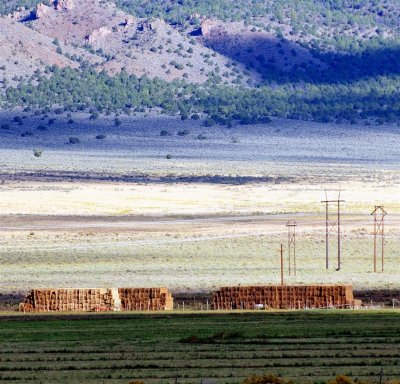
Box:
[321,190,345,271]
[371,205,387,272]
[280,244,284,285]
[286,220,297,275]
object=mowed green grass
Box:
[1,311,400,384]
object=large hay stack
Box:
[118,287,174,311]
[212,285,361,310]
[19,288,114,312]
[19,287,174,312]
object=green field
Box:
[1,311,400,384]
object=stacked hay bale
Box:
[212,285,361,310]
[118,287,173,311]
[19,288,114,312]
[19,287,174,312]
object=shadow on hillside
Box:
[203,31,400,84]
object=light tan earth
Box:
[0,180,399,293]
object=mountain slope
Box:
[2,0,400,125]
[23,0,252,84]
[0,16,78,85]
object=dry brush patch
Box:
[0,217,399,293]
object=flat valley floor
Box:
[0,114,399,293]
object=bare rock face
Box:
[120,16,135,31]
[138,19,165,32]
[8,7,24,19]
[189,13,204,21]
[124,16,135,26]
[86,26,112,44]
[35,3,52,19]
[54,0,75,11]
[200,19,217,36]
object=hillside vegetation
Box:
[1,0,400,124]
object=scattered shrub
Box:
[68,137,80,144]
[327,376,355,384]
[13,116,23,124]
[242,374,286,384]
[177,129,189,136]
[204,118,215,127]
[33,148,43,158]
[160,130,171,136]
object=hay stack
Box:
[19,287,174,312]
[19,288,114,312]
[212,285,361,310]
[118,287,173,311]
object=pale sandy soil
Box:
[0,115,399,294]
[0,179,399,216]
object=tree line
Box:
[3,66,400,125]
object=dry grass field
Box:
[0,114,399,295]
[1,212,399,293]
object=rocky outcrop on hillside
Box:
[138,19,166,32]
[35,3,51,19]
[87,26,112,44]
[200,19,218,36]
[35,0,74,19]
[54,0,75,11]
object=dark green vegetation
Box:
[1,311,400,383]
[4,66,400,125]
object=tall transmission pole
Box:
[371,206,387,273]
[286,220,297,276]
[280,244,284,285]
[321,190,345,271]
